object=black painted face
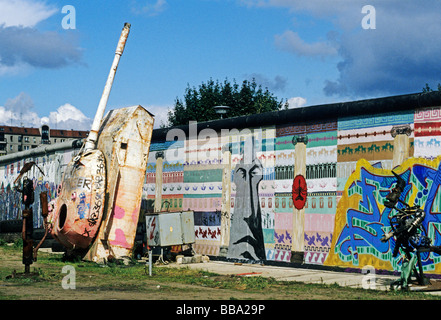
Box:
[228,137,265,261]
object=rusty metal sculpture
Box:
[50,23,130,255]
[45,23,154,264]
[381,171,441,290]
[33,191,49,261]
[12,162,47,274]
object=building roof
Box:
[0,126,40,136]
[0,125,88,138]
[50,129,88,138]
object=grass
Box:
[0,242,440,300]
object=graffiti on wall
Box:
[142,122,338,263]
[325,157,441,273]
[0,152,68,228]
[139,108,441,270]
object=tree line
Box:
[166,78,288,127]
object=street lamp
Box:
[213,105,230,119]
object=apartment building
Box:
[0,124,88,156]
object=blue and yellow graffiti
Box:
[326,157,441,273]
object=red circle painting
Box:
[292,174,307,210]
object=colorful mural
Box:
[227,137,265,260]
[2,96,441,274]
[325,157,441,273]
[0,152,68,228]
[139,110,423,267]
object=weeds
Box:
[1,245,440,300]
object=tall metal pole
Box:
[84,23,131,152]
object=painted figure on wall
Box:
[227,137,265,260]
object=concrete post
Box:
[291,135,308,263]
[391,125,411,168]
[154,151,165,213]
[219,143,232,256]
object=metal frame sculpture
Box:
[381,171,441,290]
[12,162,48,275]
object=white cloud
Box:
[0,0,57,27]
[0,0,82,75]
[0,62,31,77]
[0,93,92,130]
[245,73,288,92]
[0,109,41,128]
[0,26,82,70]
[131,0,168,16]
[287,97,307,109]
[323,3,441,97]
[0,92,168,131]
[275,30,337,58]
[145,105,172,128]
[43,103,92,131]
[0,92,41,127]
[243,0,441,97]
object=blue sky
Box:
[1,0,441,129]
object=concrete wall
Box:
[0,140,82,228]
[2,92,441,275]
[144,92,441,274]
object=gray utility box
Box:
[146,211,195,247]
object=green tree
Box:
[166,78,288,127]
[422,83,441,93]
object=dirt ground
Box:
[1,245,438,302]
[0,246,290,300]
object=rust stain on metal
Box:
[21,208,33,272]
[115,23,130,55]
[13,161,44,185]
[84,22,131,152]
[45,22,155,263]
[51,150,106,249]
[33,192,49,261]
[85,106,154,262]
[47,22,132,255]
